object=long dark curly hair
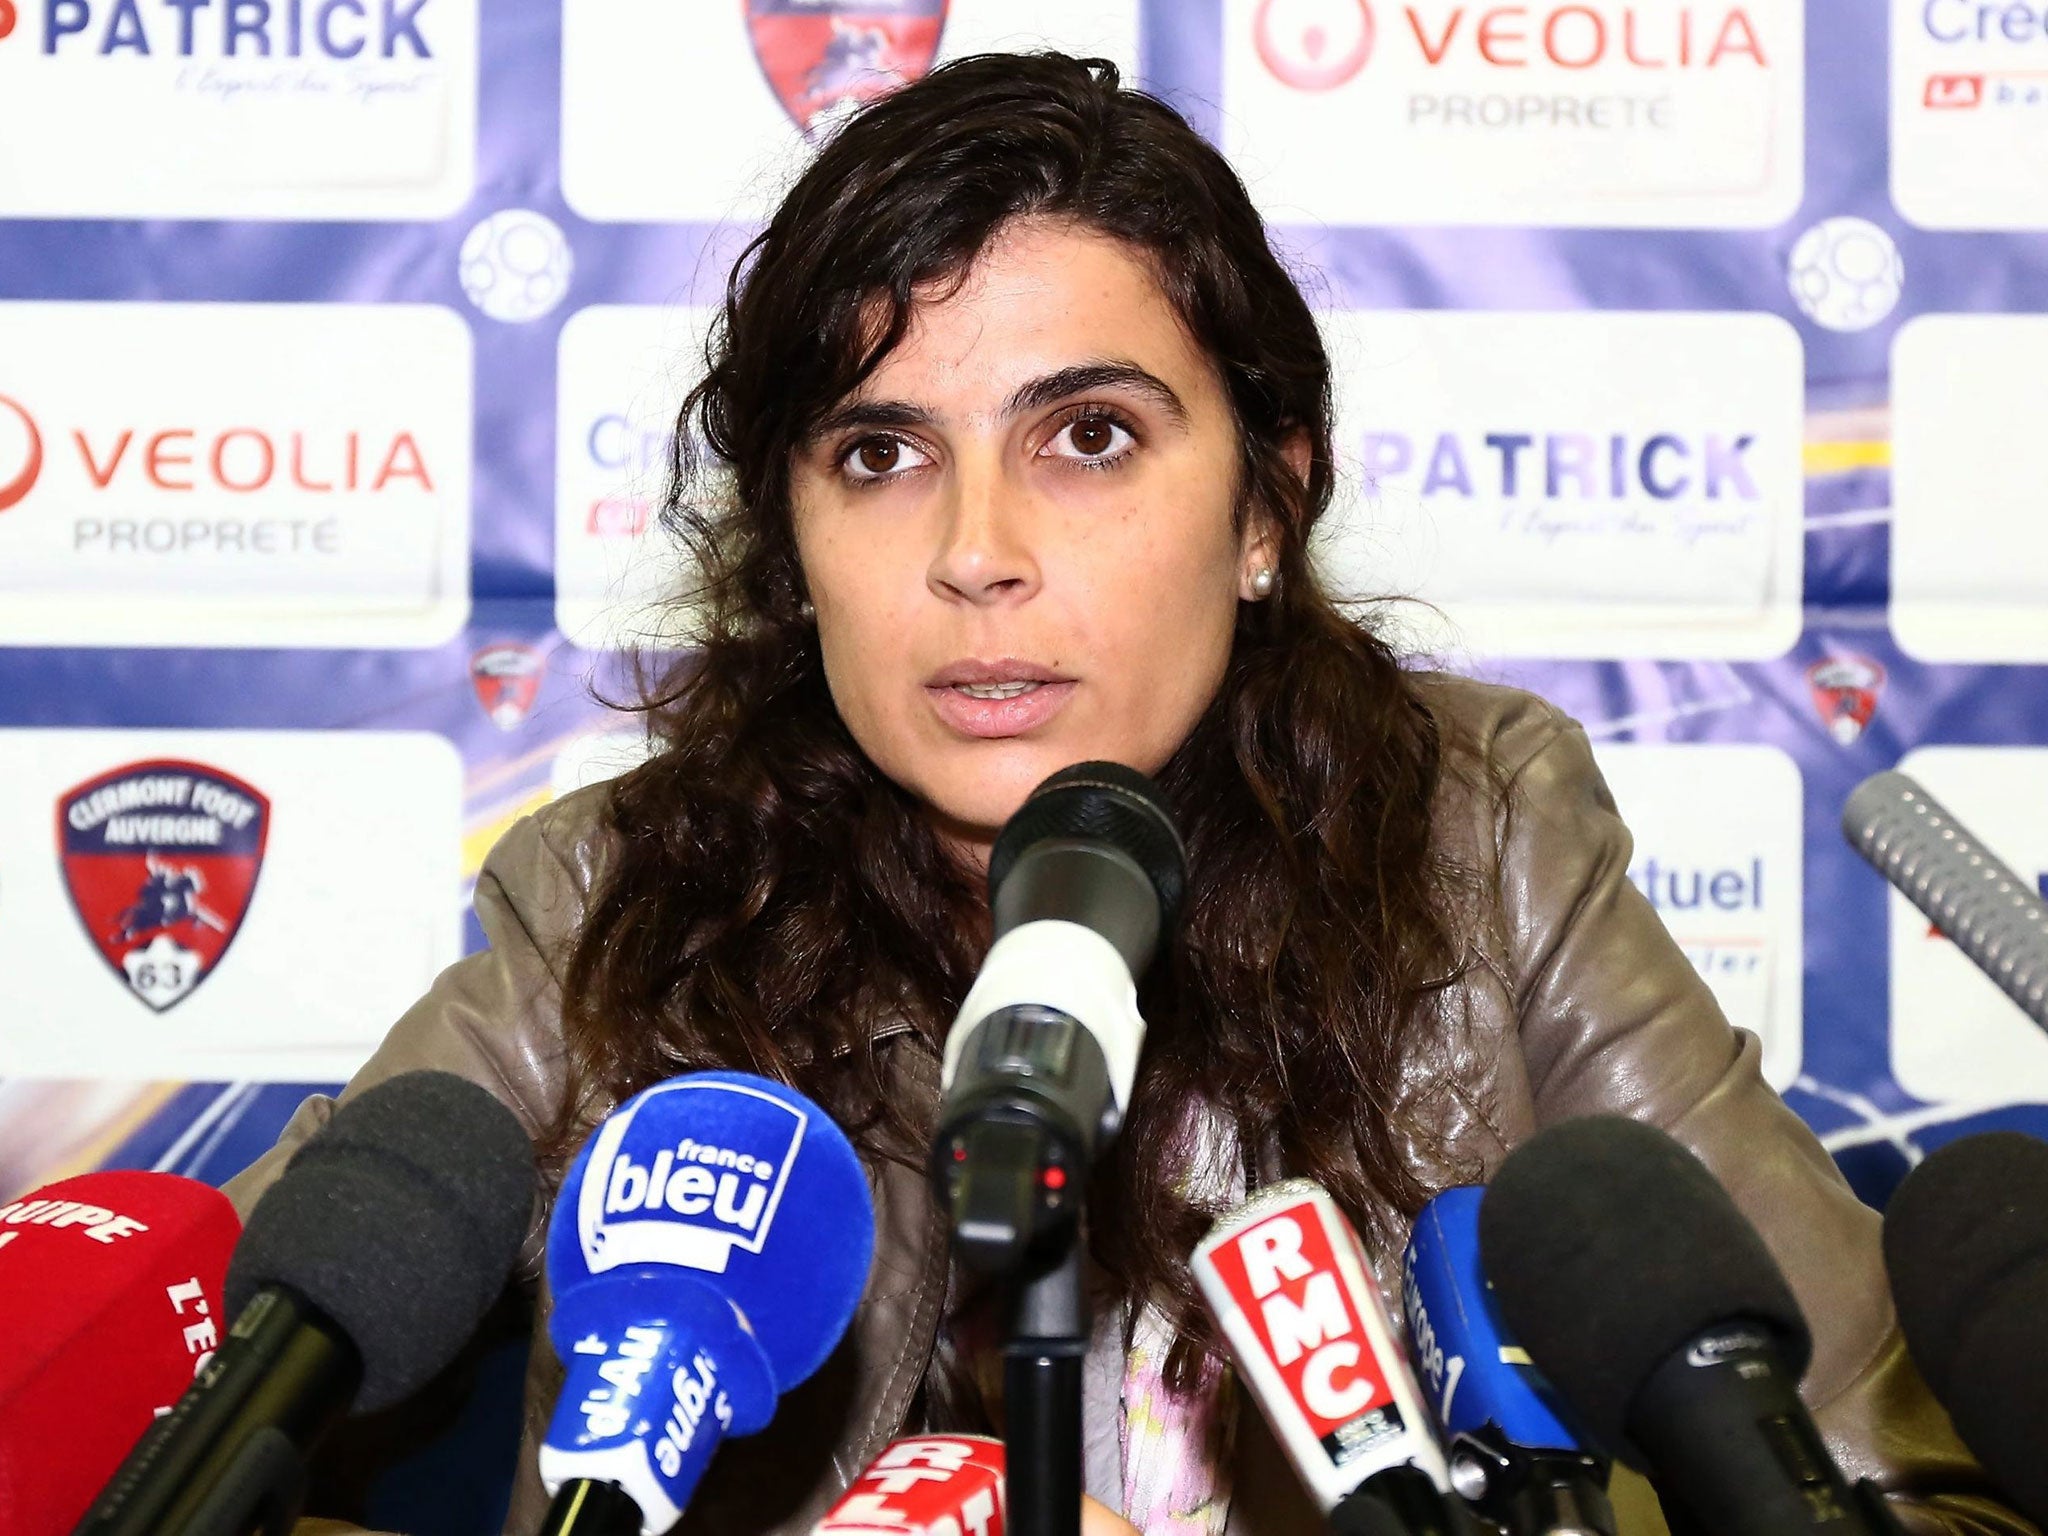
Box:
[552,51,1493,1389]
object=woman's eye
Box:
[840,435,932,482]
[1044,414,1135,464]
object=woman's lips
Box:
[924,680,1078,739]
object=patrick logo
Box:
[1807,655,1886,746]
[1254,0,1374,91]
[58,761,270,1012]
[471,642,544,730]
[744,0,947,138]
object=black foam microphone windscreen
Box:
[225,1068,535,1412]
[985,758,1186,932]
[1882,1130,2048,1524]
[1477,1115,1810,1466]
[81,1071,538,1536]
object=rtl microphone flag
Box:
[541,1071,876,1531]
[812,1435,1006,1536]
[0,1170,239,1536]
[1191,1179,1451,1515]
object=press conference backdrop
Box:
[0,0,2044,1210]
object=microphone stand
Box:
[1004,1238,1087,1536]
[940,1113,1089,1536]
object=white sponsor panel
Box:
[1888,747,2048,1104]
[1891,315,2048,663]
[0,0,476,219]
[1891,0,2048,228]
[556,305,714,649]
[1320,310,1803,658]
[561,0,1139,223]
[552,728,659,799]
[0,730,461,1080]
[1595,743,1803,1088]
[0,303,471,648]
[1223,0,1802,227]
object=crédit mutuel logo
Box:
[1915,0,2048,111]
[0,393,436,557]
[1255,0,1773,127]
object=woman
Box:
[230,51,2021,1536]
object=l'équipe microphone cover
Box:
[1882,1130,2048,1520]
[547,1070,875,1392]
[1476,1116,1810,1466]
[225,1069,535,1413]
[0,1170,240,1534]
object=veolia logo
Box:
[575,1080,807,1276]
[0,395,44,512]
[1256,0,1376,91]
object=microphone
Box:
[811,1434,1006,1536]
[1478,1116,1904,1536]
[0,1170,239,1536]
[1401,1187,1615,1536]
[538,1070,876,1534]
[75,1070,535,1536]
[1842,769,2048,1027]
[932,761,1185,1272]
[1881,1130,2048,1525]
[1191,1179,1469,1536]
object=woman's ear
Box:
[1238,429,1310,601]
[1280,427,1312,488]
[1238,518,1280,602]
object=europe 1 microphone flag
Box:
[811,1435,1006,1536]
[1192,1180,1472,1536]
[1402,1187,1615,1536]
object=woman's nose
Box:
[925,450,1041,606]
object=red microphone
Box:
[1193,1180,1469,1535]
[812,1434,1006,1536]
[0,1169,239,1536]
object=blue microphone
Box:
[1403,1187,1616,1536]
[537,1071,876,1535]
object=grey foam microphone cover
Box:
[225,1069,535,1413]
[1477,1115,1810,1467]
[1843,770,2048,1025]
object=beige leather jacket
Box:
[225,676,2027,1536]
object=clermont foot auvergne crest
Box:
[1807,655,1887,746]
[744,0,946,138]
[470,642,544,730]
[58,760,270,1013]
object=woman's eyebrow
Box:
[802,359,1191,446]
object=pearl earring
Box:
[1249,567,1275,599]
[799,599,816,622]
